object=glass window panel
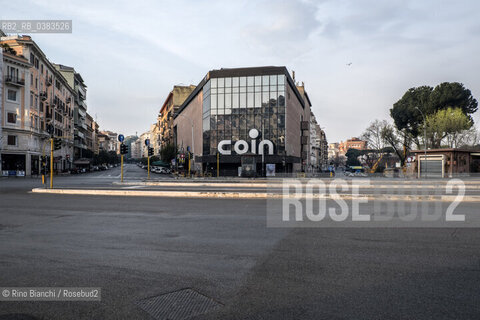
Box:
[240,92,246,108]
[240,87,246,93]
[210,116,217,130]
[278,84,285,92]
[203,94,211,114]
[233,87,239,93]
[203,117,210,131]
[270,113,277,128]
[278,114,285,128]
[247,86,254,93]
[225,116,232,130]
[232,93,239,108]
[247,114,254,128]
[247,92,254,108]
[225,87,231,93]
[255,92,261,108]
[218,87,224,94]
[270,75,277,85]
[225,93,232,108]
[262,75,269,86]
[247,76,254,86]
[270,85,277,91]
[211,78,217,88]
[278,92,285,109]
[255,115,261,130]
[225,77,231,87]
[218,130,224,140]
[218,93,224,111]
[263,85,269,92]
[211,93,217,109]
[204,80,211,92]
[255,76,261,86]
[232,114,239,129]
[262,92,269,107]
[218,78,224,87]
[232,131,239,142]
[240,77,247,86]
[211,88,217,94]
[217,116,225,130]
[232,77,239,87]
[278,74,285,85]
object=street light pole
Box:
[415,107,427,179]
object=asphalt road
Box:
[1,171,480,319]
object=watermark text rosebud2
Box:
[266,179,469,228]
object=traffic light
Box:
[148,147,154,156]
[120,143,128,155]
[54,138,62,151]
[46,123,54,135]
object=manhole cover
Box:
[136,288,222,320]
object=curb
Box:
[113,181,480,189]
[31,188,480,202]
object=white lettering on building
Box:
[218,129,274,155]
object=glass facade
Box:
[202,74,286,156]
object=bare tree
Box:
[360,119,388,151]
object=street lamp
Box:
[415,107,427,179]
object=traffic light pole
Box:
[188,152,191,177]
[121,154,124,182]
[147,156,150,180]
[50,138,54,189]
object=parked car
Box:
[157,167,171,174]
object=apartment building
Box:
[339,137,368,154]
[1,35,75,176]
[158,85,195,149]
[55,64,89,161]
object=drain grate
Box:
[136,288,222,320]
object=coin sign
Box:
[118,134,124,142]
[145,139,150,146]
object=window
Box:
[7,113,17,123]
[7,135,17,146]
[7,90,17,102]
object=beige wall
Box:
[173,90,203,157]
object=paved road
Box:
[1,173,480,319]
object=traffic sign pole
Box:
[147,156,150,180]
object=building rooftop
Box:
[175,66,306,118]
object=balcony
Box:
[39,91,48,101]
[5,75,25,87]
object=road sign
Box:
[145,139,150,146]
[118,134,124,142]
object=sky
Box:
[2,0,480,143]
